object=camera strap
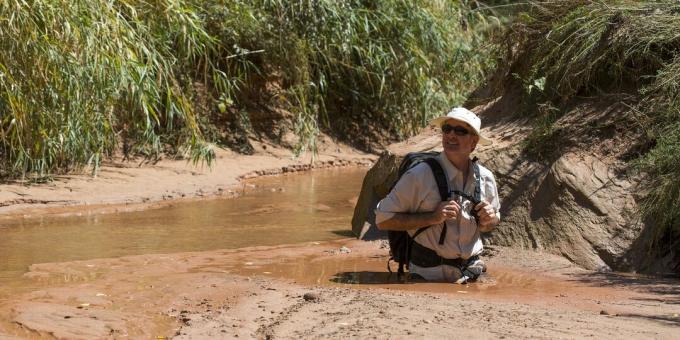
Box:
[441,158,482,244]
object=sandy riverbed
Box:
[0,240,678,339]
[0,139,678,339]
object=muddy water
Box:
[229,244,632,313]
[1,166,655,315]
[0,168,366,285]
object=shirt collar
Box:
[437,152,475,191]
[437,152,459,182]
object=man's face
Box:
[441,119,479,159]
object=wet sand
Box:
[0,240,678,339]
[1,138,679,339]
[0,136,375,219]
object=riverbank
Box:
[1,135,678,339]
[0,134,375,219]
[1,239,678,339]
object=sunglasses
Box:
[441,124,471,136]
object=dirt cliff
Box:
[352,95,665,273]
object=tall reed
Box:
[0,0,219,178]
[0,0,500,178]
[200,0,501,153]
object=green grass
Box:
[0,0,502,178]
[502,0,680,257]
[223,0,503,153]
[0,0,220,178]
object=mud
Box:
[0,240,678,339]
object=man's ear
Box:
[471,135,479,152]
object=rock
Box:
[339,246,351,254]
[599,310,609,315]
[303,292,319,302]
[487,151,641,270]
[351,151,400,240]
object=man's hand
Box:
[433,200,461,224]
[377,200,460,231]
[474,200,499,232]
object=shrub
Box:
[502,0,680,255]
[0,0,502,177]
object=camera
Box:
[449,189,480,223]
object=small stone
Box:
[303,292,319,301]
[599,310,609,315]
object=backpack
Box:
[387,151,481,278]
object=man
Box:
[375,107,500,283]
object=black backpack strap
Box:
[396,226,430,278]
[423,158,449,245]
[470,157,482,226]
[471,157,481,204]
[423,158,448,201]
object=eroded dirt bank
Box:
[0,136,375,219]
[0,240,678,339]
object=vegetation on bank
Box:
[503,1,679,257]
[0,0,501,179]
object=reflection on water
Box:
[0,167,367,284]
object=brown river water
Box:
[1,167,674,316]
[0,168,366,286]
[0,168,677,340]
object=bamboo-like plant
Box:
[0,0,500,178]
[0,0,221,179]
[199,0,501,153]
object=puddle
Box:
[2,166,671,317]
[0,168,367,286]
[227,244,633,312]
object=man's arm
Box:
[377,200,460,231]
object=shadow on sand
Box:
[567,271,680,303]
[330,230,357,238]
[567,271,680,326]
[330,271,426,285]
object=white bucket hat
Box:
[429,107,492,146]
